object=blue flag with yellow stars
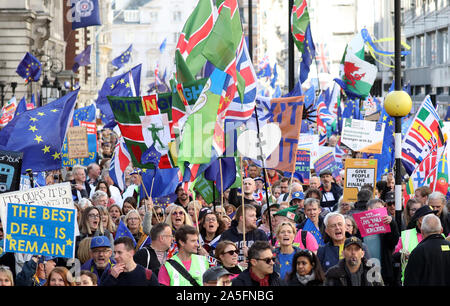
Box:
[373,107,395,181]
[111,44,133,69]
[138,168,179,200]
[14,97,27,117]
[299,25,316,84]
[95,64,141,128]
[72,45,91,72]
[73,104,96,126]
[0,90,79,174]
[16,52,42,84]
[115,219,137,247]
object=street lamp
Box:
[40,75,52,106]
[51,76,61,101]
[0,80,5,107]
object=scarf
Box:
[249,268,270,286]
[296,271,315,285]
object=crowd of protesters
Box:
[0,128,450,287]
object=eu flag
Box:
[138,168,179,200]
[111,44,133,69]
[95,64,141,128]
[204,157,237,193]
[299,25,316,84]
[16,52,42,83]
[0,90,79,174]
[373,107,395,180]
[14,97,27,117]
[70,0,101,30]
[270,63,278,89]
[72,45,91,72]
[115,220,137,247]
[73,104,96,126]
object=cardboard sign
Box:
[0,150,23,194]
[3,203,76,258]
[341,118,384,154]
[353,207,391,237]
[62,121,98,166]
[295,149,311,185]
[343,158,377,202]
[67,126,89,159]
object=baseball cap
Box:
[344,236,363,249]
[319,169,333,177]
[90,236,111,249]
[202,266,232,283]
[291,191,305,201]
[385,191,395,203]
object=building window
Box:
[124,10,139,22]
[173,11,182,22]
[426,31,437,66]
[437,29,448,64]
[416,35,424,67]
[406,37,413,68]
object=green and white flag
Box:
[340,31,378,99]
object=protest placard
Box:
[3,203,76,258]
[295,149,310,185]
[67,126,89,159]
[313,151,340,179]
[0,182,73,225]
[343,158,377,202]
[62,121,98,166]
[341,118,385,154]
[0,150,23,194]
[353,207,391,237]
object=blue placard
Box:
[4,203,76,258]
[61,132,97,167]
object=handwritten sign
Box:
[3,203,76,258]
[341,118,384,154]
[295,149,310,185]
[353,207,391,237]
[67,126,89,159]
[0,150,23,194]
[62,121,98,166]
[313,151,340,179]
[343,158,377,202]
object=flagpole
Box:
[139,171,161,223]
[239,155,246,259]
[219,157,224,211]
[288,0,295,92]
[252,106,275,246]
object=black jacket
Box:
[325,258,384,286]
[374,218,400,286]
[231,268,285,286]
[70,179,91,202]
[404,234,450,286]
[219,222,269,262]
[100,264,159,286]
[319,183,343,209]
[133,245,163,276]
[286,276,323,286]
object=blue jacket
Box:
[81,258,116,285]
[318,241,371,273]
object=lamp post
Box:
[0,81,5,107]
[40,75,52,107]
[383,0,412,227]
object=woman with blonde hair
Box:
[124,209,150,250]
[76,206,114,252]
[97,205,117,235]
[0,266,14,286]
[77,237,93,265]
[164,205,193,233]
[187,200,203,228]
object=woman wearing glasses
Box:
[124,209,151,251]
[165,206,193,233]
[214,240,244,279]
[76,206,114,253]
[286,249,325,286]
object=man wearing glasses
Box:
[232,241,284,286]
[81,236,116,285]
[134,223,173,276]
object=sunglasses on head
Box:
[223,249,238,256]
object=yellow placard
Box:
[343,158,378,203]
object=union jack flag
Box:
[315,43,330,74]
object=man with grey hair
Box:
[71,165,91,202]
[318,212,371,272]
[427,191,450,236]
[91,190,109,207]
[404,214,450,286]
